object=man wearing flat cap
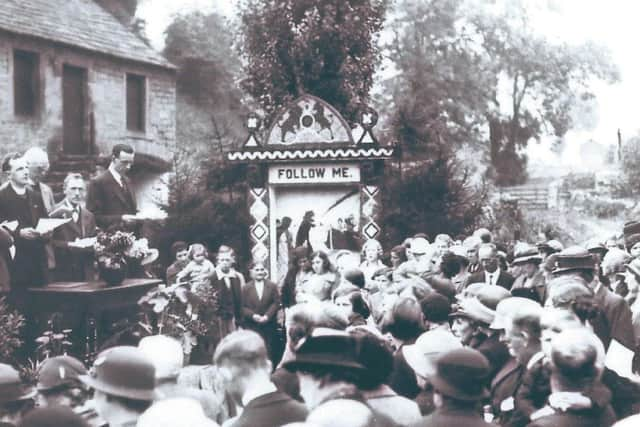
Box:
[409,348,494,427]
[213,330,307,427]
[35,355,89,410]
[79,346,156,427]
[0,363,36,426]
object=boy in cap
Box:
[0,363,36,426]
[79,346,156,427]
[409,348,493,427]
[214,330,307,427]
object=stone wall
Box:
[0,32,176,163]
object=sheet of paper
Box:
[605,339,635,379]
[68,237,97,248]
[1,220,18,232]
[35,218,71,234]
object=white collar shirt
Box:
[485,270,499,286]
[108,164,123,187]
[255,280,265,300]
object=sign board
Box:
[269,163,360,184]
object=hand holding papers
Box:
[68,237,97,249]
[0,220,18,232]
[35,218,71,234]
[605,339,636,380]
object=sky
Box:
[137,0,640,172]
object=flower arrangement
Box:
[138,282,220,355]
[0,297,25,364]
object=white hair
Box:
[22,147,49,165]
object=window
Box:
[126,73,146,132]
[13,49,40,116]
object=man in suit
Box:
[466,243,515,290]
[510,246,545,302]
[242,260,281,363]
[50,173,97,282]
[86,144,138,231]
[0,226,13,294]
[214,330,308,427]
[409,348,494,427]
[0,153,49,295]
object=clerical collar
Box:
[108,164,123,186]
[9,182,26,196]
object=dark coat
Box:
[241,280,280,325]
[229,391,308,427]
[409,406,494,427]
[593,284,636,351]
[389,344,421,399]
[0,227,13,293]
[466,269,515,290]
[210,271,242,321]
[51,200,97,282]
[0,184,48,290]
[86,170,136,230]
[470,331,511,379]
[491,357,524,423]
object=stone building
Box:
[0,0,176,206]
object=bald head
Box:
[307,399,374,427]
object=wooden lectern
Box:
[28,278,161,363]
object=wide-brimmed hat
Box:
[0,363,36,404]
[430,348,490,401]
[283,330,367,373]
[79,346,156,401]
[512,246,543,265]
[403,330,462,379]
[36,355,87,391]
[490,297,542,330]
[552,246,595,274]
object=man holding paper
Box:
[0,153,49,297]
[87,144,139,231]
[51,173,97,282]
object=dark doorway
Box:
[63,65,87,154]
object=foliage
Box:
[381,148,487,246]
[94,231,155,269]
[239,0,388,124]
[384,0,619,185]
[164,11,246,159]
[35,314,73,360]
[622,136,640,196]
[0,297,25,364]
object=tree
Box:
[238,0,388,123]
[95,0,149,44]
[385,0,619,185]
[621,136,640,196]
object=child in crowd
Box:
[177,243,216,290]
[165,241,189,285]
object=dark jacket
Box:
[0,184,48,290]
[241,280,280,326]
[230,391,308,427]
[593,284,636,351]
[389,344,421,399]
[491,357,524,424]
[86,170,136,230]
[470,331,510,379]
[210,271,242,321]
[409,405,494,427]
[51,200,97,282]
[0,227,13,293]
[526,405,616,427]
[466,269,515,290]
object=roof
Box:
[0,0,173,69]
[227,147,395,163]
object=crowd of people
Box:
[3,143,640,426]
[4,218,640,426]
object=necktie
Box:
[72,206,80,223]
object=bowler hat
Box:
[36,355,87,391]
[18,405,89,427]
[512,246,542,265]
[283,330,367,373]
[429,348,490,401]
[552,246,595,274]
[79,346,156,401]
[0,363,36,404]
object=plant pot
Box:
[98,259,127,286]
